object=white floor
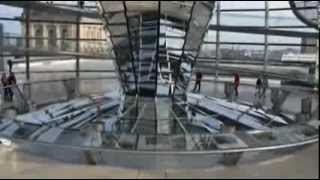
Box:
[0,143,318,178]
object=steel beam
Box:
[208,25,319,38]
[0,1,99,19]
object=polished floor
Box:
[0,143,318,178]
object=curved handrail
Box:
[0,133,318,155]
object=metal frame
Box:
[123,2,138,95]
[215,2,221,80]
[0,1,319,96]
[172,2,195,99]
[208,25,318,38]
[98,3,127,95]
[289,1,318,29]
[263,1,269,74]
[155,1,161,97]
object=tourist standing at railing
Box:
[234,73,240,97]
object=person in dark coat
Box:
[234,73,240,97]
[1,72,8,101]
[193,71,203,93]
[256,76,263,97]
[6,60,16,102]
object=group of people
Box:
[192,71,268,98]
[1,60,17,102]
[192,71,241,96]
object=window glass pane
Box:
[203,31,216,42]
[221,1,265,9]
[0,5,23,35]
[198,44,216,58]
[221,32,264,43]
[268,35,301,44]
[268,45,301,61]
[269,1,290,9]
[220,44,265,61]
[221,12,265,26]
[269,10,306,26]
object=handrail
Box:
[0,133,317,155]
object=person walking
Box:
[1,72,8,101]
[193,71,203,93]
[6,60,16,102]
[234,73,240,97]
[255,76,263,97]
[6,72,16,102]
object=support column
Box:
[316,38,319,91]
[43,24,48,50]
[75,2,81,97]
[24,5,32,105]
[25,6,30,81]
[0,24,4,72]
[56,24,61,51]
[215,1,221,81]
[0,24,4,104]
[30,24,35,49]
[263,1,269,74]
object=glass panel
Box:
[220,44,265,61]
[221,32,264,43]
[269,1,290,9]
[104,12,127,24]
[269,10,306,26]
[165,38,184,49]
[161,1,193,21]
[269,27,317,33]
[39,1,78,6]
[184,2,213,51]
[268,44,317,62]
[220,12,265,26]
[268,45,301,61]
[221,1,265,9]
[107,24,128,36]
[126,1,158,12]
[198,44,216,58]
[80,78,119,95]
[268,35,302,44]
[100,1,124,12]
[293,1,318,26]
[80,59,114,72]
[203,30,217,42]
[29,59,76,81]
[0,5,24,52]
[0,5,23,34]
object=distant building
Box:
[20,7,109,54]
